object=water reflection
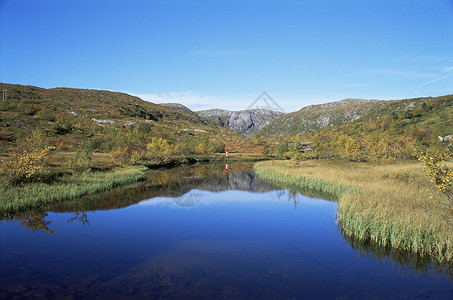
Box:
[342,231,453,282]
[87,239,284,299]
[1,211,55,234]
[1,162,452,288]
[0,164,281,232]
[66,210,90,226]
[170,188,204,208]
[57,164,281,211]
[277,189,302,210]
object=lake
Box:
[1,164,452,299]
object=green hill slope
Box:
[338,94,453,146]
[0,83,212,124]
[258,98,386,136]
[259,95,453,144]
[0,83,228,151]
[158,103,198,116]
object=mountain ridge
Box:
[0,83,232,151]
[258,94,453,148]
[196,108,285,135]
[259,98,388,136]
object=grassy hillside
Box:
[0,83,230,152]
[343,95,453,146]
[0,83,213,125]
[259,98,386,136]
[258,94,453,151]
[0,83,277,189]
[158,103,198,116]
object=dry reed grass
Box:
[254,160,453,262]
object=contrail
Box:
[392,71,453,97]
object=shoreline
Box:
[0,166,148,215]
[0,155,267,215]
[254,160,453,262]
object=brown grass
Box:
[254,159,453,262]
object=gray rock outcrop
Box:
[196,109,285,134]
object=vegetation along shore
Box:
[1,83,452,263]
[0,166,148,214]
[254,159,453,262]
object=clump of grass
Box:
[0,166,147,214]
[254,160,453,262]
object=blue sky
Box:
[1,0,452,112]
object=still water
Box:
[1,164,452,299]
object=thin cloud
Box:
[189,49,248,56]
[365,69,435,78]
[342,83,371,87]
[392,52,417,62]
[393,52,450,63]
[392,71,453,97]
[410,55,450,63]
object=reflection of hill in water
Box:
[199,172,277,193]
[5,164,453,282]
[48,165,277,213]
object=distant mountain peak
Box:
[196,108,285,135]
[158,103,197,116]
[258,98,388,136]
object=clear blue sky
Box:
[1,0,452,111]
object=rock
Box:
[196,109,285,135]
[91,118,115,125]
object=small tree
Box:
[1,146,53,180]
[66,139,100,173]
[66,149,92,173]
[110,146,142,165]
[417,150,453,208]
[147,137,175,162]
[0,130,53,182]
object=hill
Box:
[0,83,212,124]
[0,83,232,152]
[258,98,386,136]
[259,94,453,157]
[338,94,453,146]
[196,108,285,135]
[158,103,198,116]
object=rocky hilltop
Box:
[259,98,387,136]
[196,108,285,135]
[158,103,198,116]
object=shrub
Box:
[0,130,53,182]
[0,146,53,181]
[146,137,176,162]
[417,150,453,209]
[66,149,92,174]
[110,147,131,164]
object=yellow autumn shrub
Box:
[146,137,176,162]
[417,150,453,208]
[0,146,54,180]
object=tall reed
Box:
[0,166,147,214]
[254,160,453,262]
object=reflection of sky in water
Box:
[138,189,333,209]
[1,187,452,299]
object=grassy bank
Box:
[254,160,453,262]
[0,166,148,214]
